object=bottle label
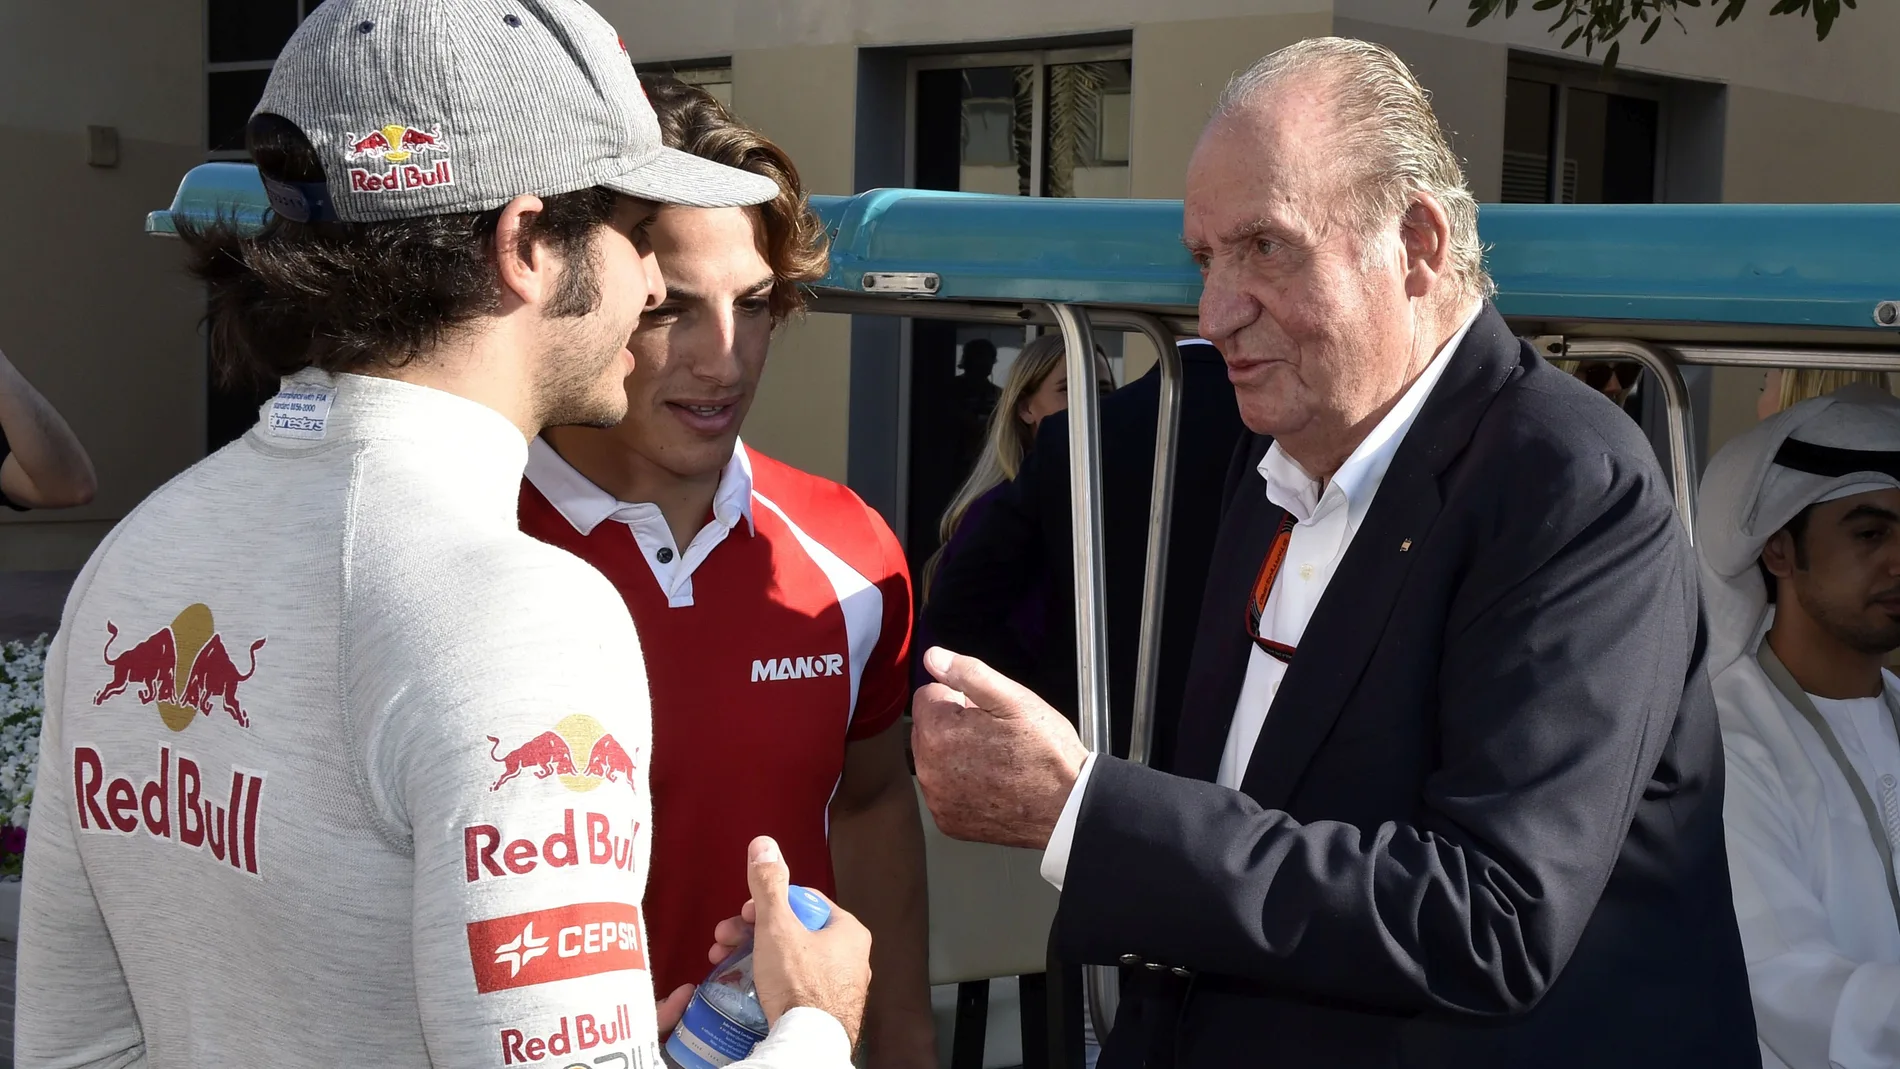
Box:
[665,991,770,1069]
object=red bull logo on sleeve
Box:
[488,715,641,796]
[343,123,454,194]
[94,604,265,732]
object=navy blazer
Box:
[1056,306,1758,1068]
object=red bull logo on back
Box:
[93,605,264,732]
[487,714,640,796]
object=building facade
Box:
[2,0,1897,571]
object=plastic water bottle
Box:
[663,885,832,1069]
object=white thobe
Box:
[1718,645,1900,1069]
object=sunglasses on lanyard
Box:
[1246,512,1299,664]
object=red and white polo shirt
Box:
[519,437,911,995]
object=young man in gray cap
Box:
[1699,385,1900,1069]
[15,2,869,1067]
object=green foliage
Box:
[1431,0,1856,71]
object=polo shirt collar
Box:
[525,436,756,537]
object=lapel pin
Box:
[1399,538,1412,552]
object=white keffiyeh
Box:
[1696,384,1900,676]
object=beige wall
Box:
[0,0,205,570]
[1722,87,1900,204]
[1129,12,1336,200]
[729,45,859,484]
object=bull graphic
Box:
[180,633,267,727]
[94,623,178,706]
[487,731,578,791]
[583,733,639,788]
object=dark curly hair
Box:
[182,112,617,391]
[638,74,829,322]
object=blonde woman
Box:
[1758,367,1897,419]
[913,334,1114,685]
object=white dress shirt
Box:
[525,435,755,608]
[1718,637,1900,1069]
[1041,306,1480,890]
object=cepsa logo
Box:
[94,604,265,731]
[497,1001,651,1067]
[342,122,453,194]
[488,714,639,795]
[467,901,646,994]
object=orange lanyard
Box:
[1246,512,1298,664]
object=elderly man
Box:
[911,37,1757,1069]
[1700,386,1900,1069]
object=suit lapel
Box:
[1238,305,1523,809]
[1169,437,1277,783]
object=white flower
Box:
[0,634,49,836]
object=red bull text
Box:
[464,809,639,883]
[73,745,265,876]
[349,159,454,193]
[498,1003,638,1066]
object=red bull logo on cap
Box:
[342,123,454,194]
[94,604,265,732]
[488,715,640,795]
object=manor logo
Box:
[750,654,846,683]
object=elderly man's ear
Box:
[1398,194,1454,300]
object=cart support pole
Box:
[1048,302,1119,1046]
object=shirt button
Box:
[657,547,675,564]
[1298,563,1315,580]
[1884,775,1896,789]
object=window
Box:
[205,0,310,162]
[1502,62,1661,204]
[901,46,1133,571]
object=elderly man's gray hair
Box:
[1214,37,1495,302]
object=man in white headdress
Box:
[1699,383,1900,1069]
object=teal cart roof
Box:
[148,166,1900,339]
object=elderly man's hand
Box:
[911,646,1089,849]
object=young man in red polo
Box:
[520,77,936,1067]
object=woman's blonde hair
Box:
[920,333,1074,602]
[1772,368,1898,414]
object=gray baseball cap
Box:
[253,0,777,223]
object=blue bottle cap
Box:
[787,885,832,932]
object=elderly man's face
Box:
[1184,89,1430,451]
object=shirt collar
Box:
[255,369,528,523]
[525,436,756,537]
[1258,303,1481,523]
